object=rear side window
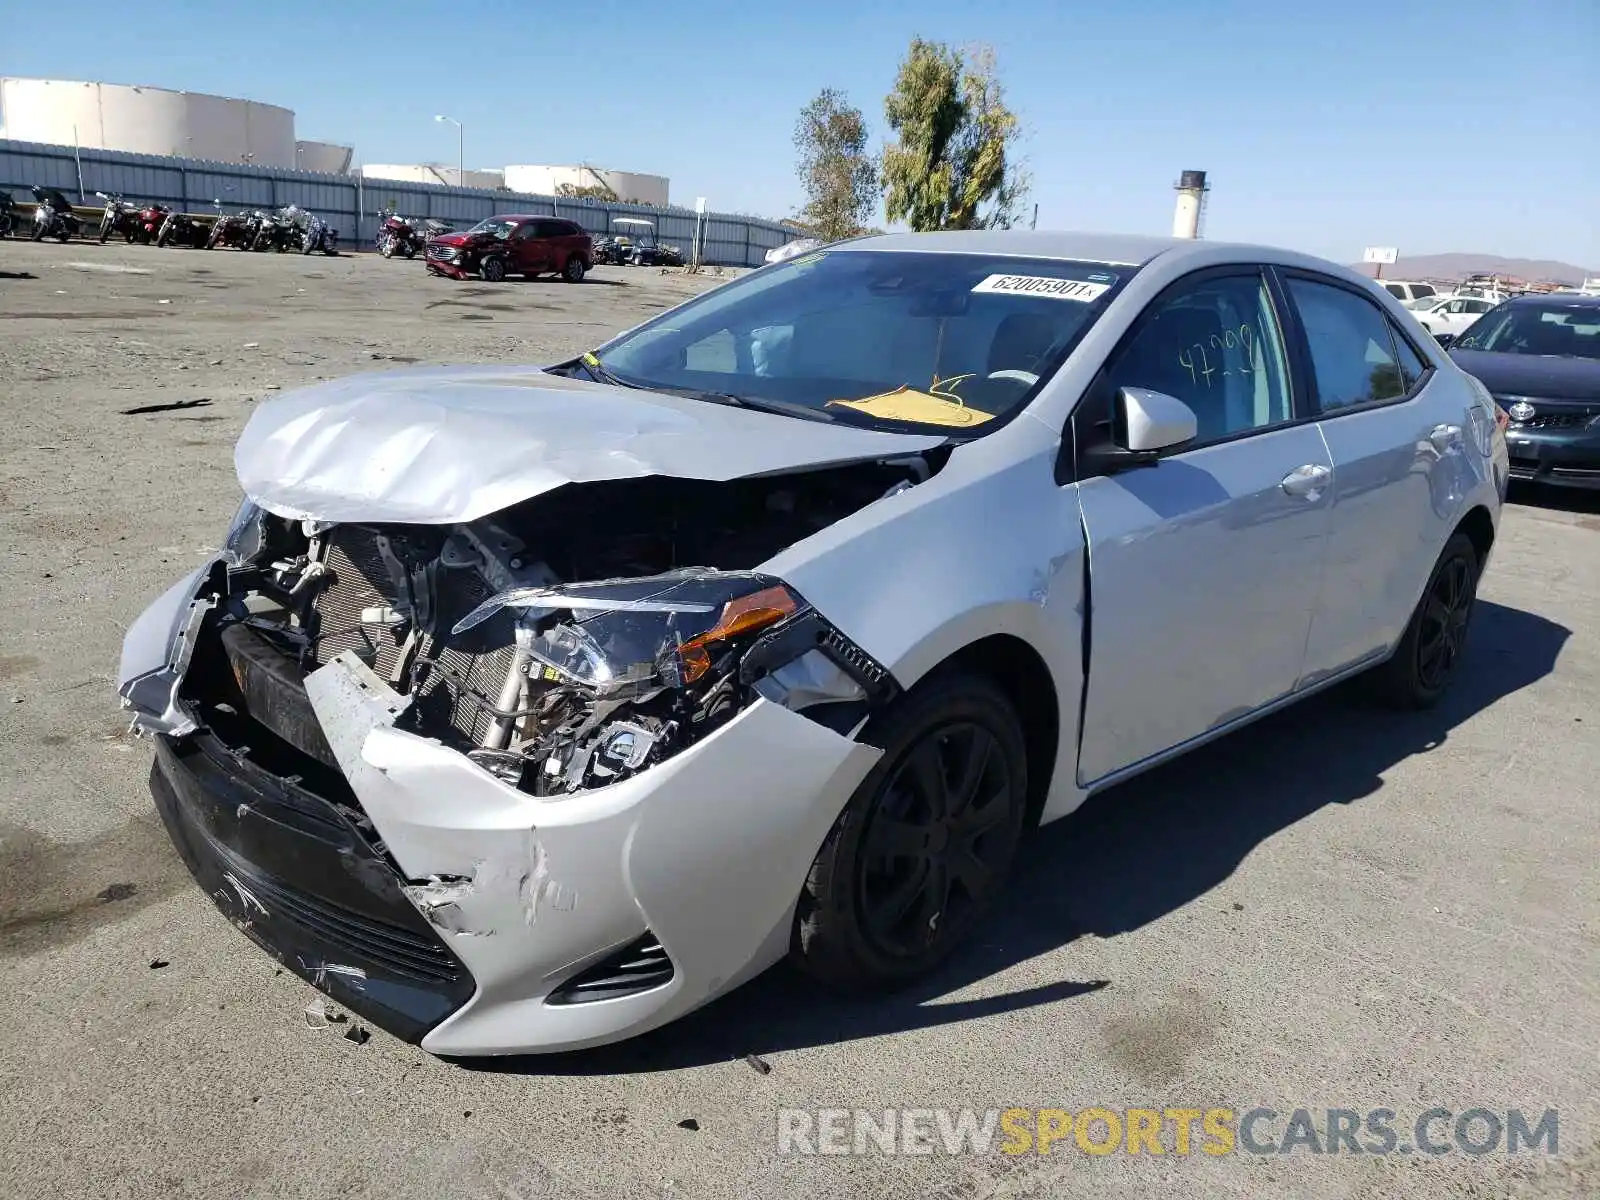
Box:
[1415,284,1436,298]
[1390,324,1428,391]
[1287,278,1409,411]
[1384,283,1405,300]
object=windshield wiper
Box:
[577,355,636,388]
[664,388,837,423]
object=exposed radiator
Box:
[310,527,518,747]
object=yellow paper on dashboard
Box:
[826,386,995,427]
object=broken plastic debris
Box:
[742,1053,772,1076]
[304,998,348,1029]
[148,959,169,970]
[343,1025,372,1045]
[677,1118,700,1132]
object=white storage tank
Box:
[295,140,354,174]
[360,164,506,190]
[0,78,296,166]
[503,164,669,207]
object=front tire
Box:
[98,218,112,243]
[562,255,587,283]
[791,673,1029,991]
[480,255,507,283]
[1366,532,1480,709]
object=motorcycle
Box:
[282,205,339,256]
[30,186,82,242]
[95,192,143,243]
[133,202,173,245]
[155,208,208,248]
[205,203,255,250]
[377,210,453,258]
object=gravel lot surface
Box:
[0,240,1596,1199]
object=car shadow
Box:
[1508,482,1600,517]
[456,599,1568,1077]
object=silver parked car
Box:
[118,231,1509,1056]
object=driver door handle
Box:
[1429,423,1462,451]
[1280,463,1332,499]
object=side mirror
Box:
[1433,333,1456,349]
[1117,386,1198,453]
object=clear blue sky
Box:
[4,0,1596,266]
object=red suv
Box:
[424,215,593,283]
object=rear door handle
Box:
[1429,423,1462,452]
[1280,463,1332,499]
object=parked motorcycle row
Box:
[2,185,338,255]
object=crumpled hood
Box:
[234,365,945,524]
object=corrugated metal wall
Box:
[0,138,800,266]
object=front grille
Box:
[213,837,464,985]
[1517,412,1594,430]
[425,244,456,261]
[310,526,518,747]
[547,933,676,1005]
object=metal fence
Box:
[0,138,798,266]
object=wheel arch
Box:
[1455,503,1495,567]
[902,633,1061,831]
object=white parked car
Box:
[1381,280,1439,306]
[765,237,825,265]
[119,231,1507,1056]
[1416,294,1500,339]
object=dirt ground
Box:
[0,239,1596,1200]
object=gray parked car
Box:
[118,231,1508,1056]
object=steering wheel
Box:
[985,369,1039,386]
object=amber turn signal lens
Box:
[677,586,800,683]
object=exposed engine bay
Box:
[188,460,925,797]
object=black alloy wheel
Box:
[792,673,1029,990]
[858,721,1017,959]
[1416,547,1476,693]
[1367,531,1480,709]
[481,255,507,282]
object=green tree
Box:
[882,40,1027,231]
[793,88,881,241]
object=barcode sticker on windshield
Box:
[972,275,1111,302]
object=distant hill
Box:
[1350,253,1596,285]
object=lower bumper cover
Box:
[1505,428,1600,489]
[150,731,474,1042]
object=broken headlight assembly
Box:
[449,570,897,796]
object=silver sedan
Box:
[118,231,1508,1055]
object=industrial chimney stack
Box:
[1172,170,1209,239]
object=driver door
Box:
[512,222,551,274]
[1074,267,1334,784]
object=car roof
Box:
[833,229,1357,275]
[1506,293,1600,308]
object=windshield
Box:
[466,219,517,239]
[1454,302,1600,360]
[591,250,1129,433]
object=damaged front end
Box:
[120,462,915,1049]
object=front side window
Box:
[1454,302,1600,359]
[1287,278,1408,410]
[1102,271,1293,443]
[1384,283,1406,300]
[590,251,1133,434]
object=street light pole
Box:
[435,115,463,187]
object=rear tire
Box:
[480,255,507,283]
[399,242,416,259]
[1365,532,1480,710]
[562,255,586,283]
[791,672,1029,991]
